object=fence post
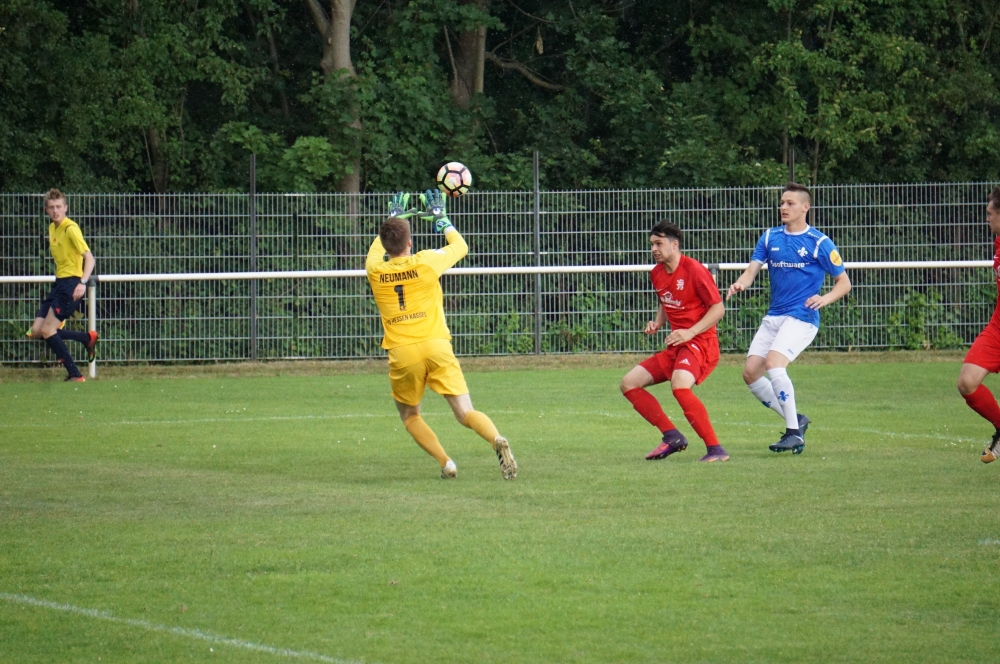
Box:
[87,277,97,379]
[249,153,258,361]
[533,151,542,355]
[292,210,299,354]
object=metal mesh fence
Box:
[1,183,996,364]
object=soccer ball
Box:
[436,162,473,198]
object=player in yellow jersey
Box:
[366,190,517,480]
[28,189,99,381]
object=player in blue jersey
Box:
[726,183,852,453]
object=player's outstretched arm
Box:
[365,221,389,272]
[365,235,388,274]
[726,262,762,300]
[419,189,455,234]
[388,191,419,219]
[805,272,852,310]
[420,189,467,267]
[665,301,725,347]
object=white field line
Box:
[0,592,365,663]
[0,409,983,443]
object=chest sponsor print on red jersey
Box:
[659,291,684,309]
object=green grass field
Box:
[2,356,1000,663]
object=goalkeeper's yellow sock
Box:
[403,415,450,466]
[463,410,501,449]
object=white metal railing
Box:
[1,260,992,376]
[0,260,991,283]
[3,183,996,365]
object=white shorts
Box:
[747,315,819,362]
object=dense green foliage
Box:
[3,361,1000,662]
[2,0,999,193]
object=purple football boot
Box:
[645,429,689,460]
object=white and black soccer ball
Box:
[436,162,473,198]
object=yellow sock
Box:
[463,410,501,448]
[403,415,450,466]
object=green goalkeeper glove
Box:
[388,191,418,219]
[420,189,455,234]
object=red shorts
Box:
[965,324,1000,373]
[640,335,720,386]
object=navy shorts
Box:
[36,277,84,321]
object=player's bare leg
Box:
[28,316,45,339]
[958,362,991,396]
[37,309,84,379]
[957,363,1000,463]
[27,312,71,339]
[446,393,517,480]
[743,354,794,421]
[395,399,455,477]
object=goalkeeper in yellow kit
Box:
[366,190,518,480]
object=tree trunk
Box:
[145,127,169,193]
[306,0,360,193]
[246,2,290,119]
[129,0,169,194]
[449,1,488,108]
[318,0,356,79]
[325,0,359,193]
[266,24,291,119]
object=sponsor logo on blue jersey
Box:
[751,226,845,327]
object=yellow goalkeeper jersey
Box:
[49,218,90,278]
[366,229,468,349]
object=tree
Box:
[304,0,361,192]
[444,0,491,109]
[2,0,998,193]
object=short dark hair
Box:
[380,217,411,256]
[988,187,1000,211]
[783,182,811,204]
[650,221,682,244]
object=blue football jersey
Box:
[750,225,845,327]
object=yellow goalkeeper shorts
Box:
[388,338,469,406]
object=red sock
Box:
[964,384,1000,429]
[623,388,675,433]
[672,388,720,447]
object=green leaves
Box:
[2,0,999,192]
[280,137,345,193]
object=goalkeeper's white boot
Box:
[494,436,518,480]
[440,459,457,479]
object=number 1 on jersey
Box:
[393,284,406,311]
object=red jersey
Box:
[650,255,722,343]
[992,236,1000,328]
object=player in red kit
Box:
[620,221,727,462]
[958,187,1000,463]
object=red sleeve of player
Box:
[690,262,722,307]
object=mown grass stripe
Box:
[0,592,367,664]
